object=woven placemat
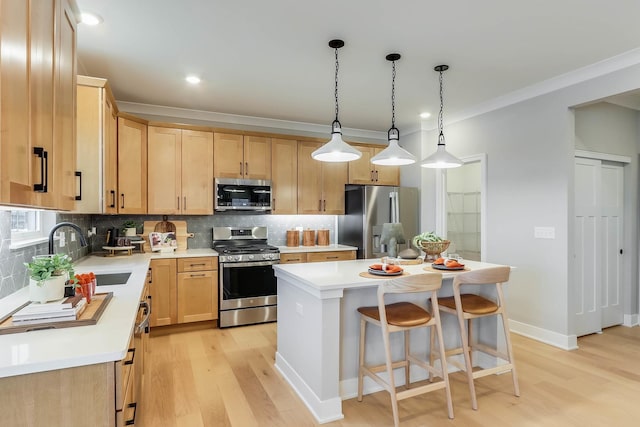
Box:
[359,271,411,279]
[423,265,470,273]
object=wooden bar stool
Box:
[357,273,454,426]
[432,266,519,410]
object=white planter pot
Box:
[124,227,137,237]
[29,275,66,304]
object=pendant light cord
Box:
[391,60,396,128]
[334,46,340,123]
[438,68,445,146]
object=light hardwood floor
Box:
[139,324,640,426]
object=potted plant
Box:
[412,231,450,261]
[24,253,75,303]
[121,220,139,237]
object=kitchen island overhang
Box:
[273,258,511,424]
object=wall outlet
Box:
[58,231,66,247]
[534,226,555,239]
[296,302,303,316]
[70,233,76,242]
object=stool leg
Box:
[404,330,410,388]
[468,318,474,368]
[455,299,478,410]
[358,317,366,402]
[500,311,520,397]
[381,324,399,427]
[429,324,436,382]
[433,307,454,419]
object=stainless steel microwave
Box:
[214,178,272,212]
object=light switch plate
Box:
[534,226,555,239]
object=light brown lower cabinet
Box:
[279,250,356,264]
[149,256,218,327]
[0,330,140,427]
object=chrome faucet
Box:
[48,222,89,254]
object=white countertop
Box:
[0,249,218,379]
[273,258,507,294]
[277,244,357,254]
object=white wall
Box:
[418,62,640,347]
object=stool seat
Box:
[438,294,498,315]
[357,302,432,327]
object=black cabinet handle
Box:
[33,147,48,192]
[121,193,125,209]
[125,402,137,425]
[75,171,82,200]
[124,347,135,365]
[110,190,116,208]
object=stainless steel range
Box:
[213,226,279,328]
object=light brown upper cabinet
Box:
[147,126,213,215]
[348,146,400,186]
[117,118,147,214]
[213,133,271,180]
[297,141,347,214]
[74,76,118,213]
[271,138,298,214]
[0,0,78,210]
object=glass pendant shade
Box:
[312,120,362,162]
[371,128,416,165]
[420,142,463,168]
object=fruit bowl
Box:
[418,240,450,261]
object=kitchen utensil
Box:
[154,215,176,233]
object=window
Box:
[10,208,57,248]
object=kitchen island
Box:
[273,258,510,423]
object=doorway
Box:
[573,156,626,336]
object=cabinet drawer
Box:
[279,253,308,264]
[115,334,135,411]
[307,251,356,263]
[116,363,136,427]
[177,257,217,272]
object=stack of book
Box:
[12,294,87,325]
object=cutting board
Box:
[142,220,194,252]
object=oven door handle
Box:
[221,260,278,268]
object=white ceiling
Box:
[75,0,640,134]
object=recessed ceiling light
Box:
[420,112,431,119]
[185,75,201,84]
[80,12,103,26]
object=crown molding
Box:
[116,101,387,141]
[420,47,640,130]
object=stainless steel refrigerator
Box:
[338,185,419,259]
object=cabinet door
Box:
[54,0,77,211]
[321,161,347,214]
[372,147,400,186]
[0,0,33,206]
[213,133,243,178]
[104,98,118,214]
[271,138,297,214]
[29,0,56,208]
[348,146,376,185]
[279,253,307,264]
[75,84,102,213]
[181,130,213,214]
[177,270,217,323]
[243,135,271,180]
[297,141,323,214]
[149,259,177,327]
[118,118,147,214]
[307,250,356,263]
[147,126,181,214]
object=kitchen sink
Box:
[94,272,132,286]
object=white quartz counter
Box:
[0,249,218,378]
[277,244,357,254]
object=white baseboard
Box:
[623,314,639,327]
[510,320,578,350]
[274,352,344,424]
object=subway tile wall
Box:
[89,214,337,251]
[0,211,91,299]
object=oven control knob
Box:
[248,254,254,260]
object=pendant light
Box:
[371,53,416,166]
[420,65,463,169]
[312,39,362,162]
